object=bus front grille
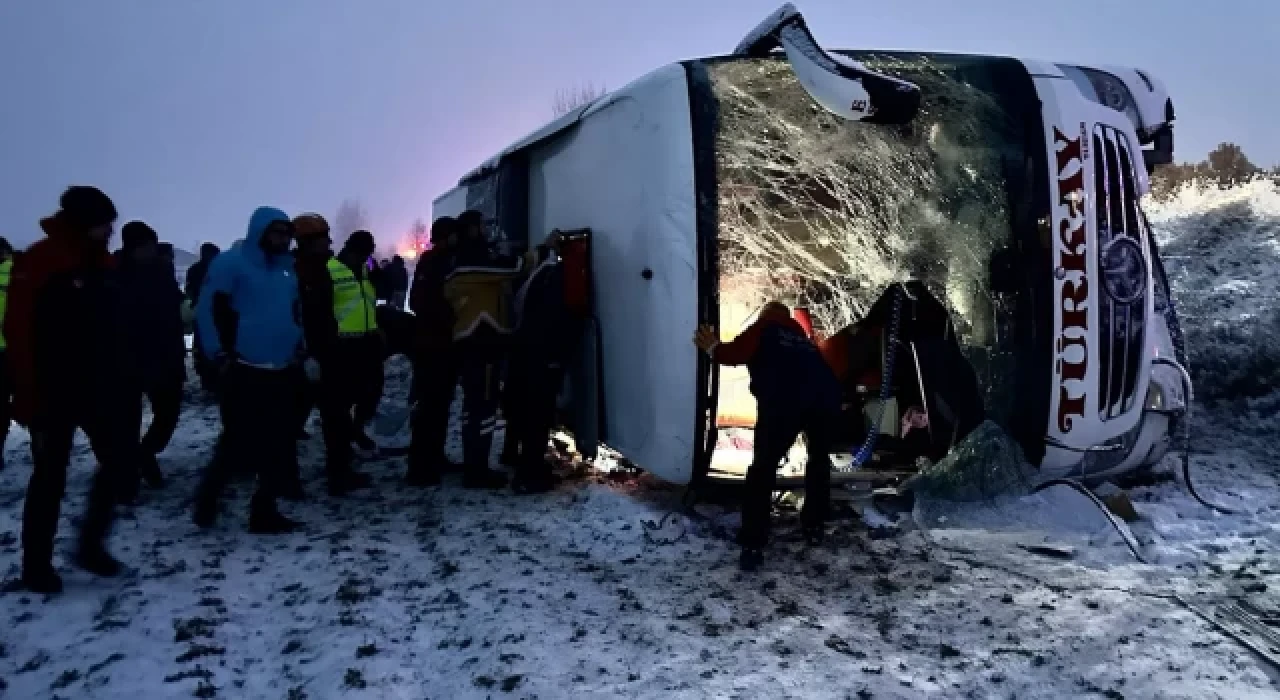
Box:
[1093,124,1147,420]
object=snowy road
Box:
[0,356,1277,699]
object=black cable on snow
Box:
[1032,478,1147,563]
[1151,356,1237,515]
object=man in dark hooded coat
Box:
[115,221,187,500]
[6,186,134,593]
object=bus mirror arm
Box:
[733,3,922,126]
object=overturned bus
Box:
[433,3,1187,487]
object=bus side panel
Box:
[527,64,701,484]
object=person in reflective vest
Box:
[0,236,13,472]
[294,223,380,496]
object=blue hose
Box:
[840,286,903,472]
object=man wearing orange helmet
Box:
[292,213,374,497]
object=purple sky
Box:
[1,0,1275,252]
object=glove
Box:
[303,358,322,383]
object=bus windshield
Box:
[707,51,1045,433]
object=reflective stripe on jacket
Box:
[327,257,378,335]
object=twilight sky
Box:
[1,0,1275,252]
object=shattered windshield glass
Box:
[708,53,1033,429]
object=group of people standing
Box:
[2,187,577,594]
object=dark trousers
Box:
[193,329,219,394]
[0,350,12,464]
[408,350,457,478]
[504,361,562,478]
[23,411,128,569]
[122,375,184,456]
[294,376,316,436]
[354,336,385,427]
[457,342,504,470]
[317,334,383,480]
[739,405,836,549]
[195,364,295,518]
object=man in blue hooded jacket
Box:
[192,207,305,534]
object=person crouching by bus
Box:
[442,211,561,489]
[693,302,840,572]
[405,216,459,486]
[0,236,14,472]
[8,186,134,592]
[503,246,575,493]
[115,221,187,500]
[192,208,304,534]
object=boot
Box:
[328,469,373,497]
[405,467,443,488]
[739,547,765,572]
[462,466,509,490]
[512,465,559,495]
[500,441,521,468]
[352,429,378,458]
[140,454,165,489]
[279,479,307,502]
[193,498,218,529]
[75,544,123,578]
[117,479,140,506]
[21,565,63,594]
[248,510,302,535]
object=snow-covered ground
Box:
[3,182,1280,699]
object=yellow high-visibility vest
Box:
[0,258,12,350]
[327,257,378,335]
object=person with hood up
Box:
[6,186,133,593]
[693,302,840,572]
[0,236,15,472]
[192,207,306,534]
[442,210,562,489]
[115,221,187,500]
[186,242,221,391]
[292,216,375,496]
[405,216,460,486]
[386,255,410,310]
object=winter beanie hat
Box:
[293,213,331,240]
[345,229,376,254]
[430,216,456,244]
[120,220,159,252]
[59,186,117,231]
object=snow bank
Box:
[1147,179,1280,428]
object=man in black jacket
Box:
[115,221,187,500]
[7,186,133,593]
[185,242,220,391]
[504,249,576,493]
